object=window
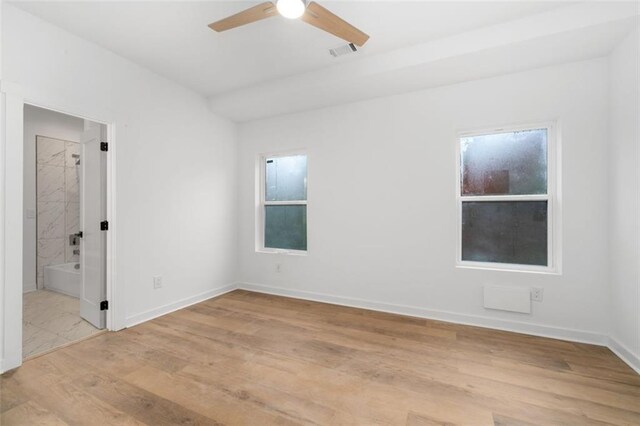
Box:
[259,153,307,252]
[457,124,557,272]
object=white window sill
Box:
[256,249,308,256]
[456,263,560,275]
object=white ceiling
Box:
[208,1,639,121]
[11,1,569,96]
[9,1,639,121]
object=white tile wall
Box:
[64,142,80,168]
[37,201,65,240]
[65,201,80,263]
[36,164,65,202]
[36,137,81,287]
[37,137,65,166]
[37,238,65,286]
[64,167,79,203]
[64,201,80,236]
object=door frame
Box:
[0,79,119,373]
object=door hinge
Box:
[100,142,108,152]
[100,300,109,311]
[100,220,109,231]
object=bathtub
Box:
[44,263,80,298]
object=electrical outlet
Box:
[276,263,281,273]
[153,275,163,289]
[531,287,543,302]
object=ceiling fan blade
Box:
[300,1,369,47]
[209,2,277,32]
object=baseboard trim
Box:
[238,282,608,347]
[23,284,37,294]
[608,336,640,374]
[125,283,238,328]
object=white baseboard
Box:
[125,283,238,328]
[608,336,640,374]
[238,282,608,346]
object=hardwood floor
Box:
[2,290,639,425]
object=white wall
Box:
[238,58,611,342]
[23,105,84,293]
[609,26,640,370]
[3,3,238,337]
[0,0,6,372]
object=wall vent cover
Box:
[329,43,358,57]
[483,285,531,314]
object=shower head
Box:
[72,154,80,165]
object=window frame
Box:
[256,150,308,255]
[455,122,560,274]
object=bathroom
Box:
[23,104,106,358]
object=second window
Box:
[261,154,308,252]
[457,125,555,271]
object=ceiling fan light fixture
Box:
[209,0,369,47]
[276,0,306,19]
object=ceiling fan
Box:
[208,0,369,47]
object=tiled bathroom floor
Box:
[23,289,102,358]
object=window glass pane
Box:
[461,201,547,266]
[461,129,547,195]
[266,155,307,201]
[265,205,307,251]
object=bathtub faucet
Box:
[69,232,82,246]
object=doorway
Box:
[22,105,107,358]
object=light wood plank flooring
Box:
[2,290,639,425]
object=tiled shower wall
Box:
[36,136,80,287]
